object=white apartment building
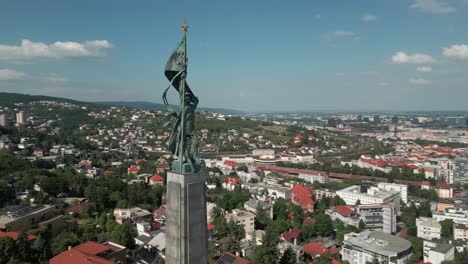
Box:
[342,230,412,264]
[423,240,455,264]
[298,172,329,184]
[356,203,397,234]
[377,182,408,204]
[242,182,292,200]
[225,209,255,239]
[454,223,468,241]
[0,113,6,127]
[16,111,25,125]
[432,207,468,225]
[336,185,401,211]
[416,217,441,240]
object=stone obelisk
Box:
[163,20,209,264]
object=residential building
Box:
[326,205,360,227]
[315,189,337,200]
[0,204,64,235]
[435,182,453,199]
[291,184,315,212]
[50,241,127,264]
[416,217,441,240]
[377,182,408,204]
[225,209,255,239]
[16,111,25,125]
[298,172,329,184]
[423,240,455,264]
[281,228,301,245]
[0,113,6,127]
[215,252,250,264]
[223,177,240,191]
[336,185,401,212]
[149,174,165,186]
[244,199,273,219]
[454,223,468,241]
[356,203,397,234]
[113,207,152,224]
[342,230,412,264]
[454,158,468,185]
[432,207,468,225]
[242,182,291,200]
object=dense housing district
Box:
[0,95,467,264]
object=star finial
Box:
[182,18,188,33]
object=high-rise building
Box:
[423,240,455,264]
[377,182,408,204]
[416,217,441,240]
[356,203,397,234]
[342,230,413,264]
[0,113,6,127]
[336,185,401,212]
[454,158,468,185]
[16,111,25,125]
[374,115,381,124]
[391,116,399,124]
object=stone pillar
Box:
[165,171,209,264]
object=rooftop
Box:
[344,230,412,256]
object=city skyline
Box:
[1,0,468,111]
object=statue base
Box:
[165,171,209,264]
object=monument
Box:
[162,20,209,264]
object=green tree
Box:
[251,227,279,264]
[110,223,136,250]
[314,214,334,237]
[279,247,296,264]
[51,232,80,256]
[0,237,16,264]
[358,220,366,230]
[16,233,30,261]
[273,198,288,220]
[407,236,423,260]
[440,219,454,238]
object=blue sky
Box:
[1,0,468,111]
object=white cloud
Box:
[361,14,377,22]
[409,78,432,85]
[410,0,456,14]
[442,44,468,59]
[332,30,355,37]
[416,66,432,72]
[0,39,113,61]
[0,69,26,80]
[391,52,436,64]
[45,77,67,84]
[378,82,390,86]
[362,71,377,75]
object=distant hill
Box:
[0,92,99,108]
[96,101,245,115]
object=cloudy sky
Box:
[1,0,468,111]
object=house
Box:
[435,182,453,199]
[49,241,127,264]
[153,205,166,224]
[113,207,152,224]
[216,252,250,264]
[244,199,273,219]
[0,231,37,241]
[127,165,140,174]
[326,205,359,227]
[223,177,240,191]
[67,201,96,216]
[281,228,301,245]
[149,174,165,187]
[291,184,315,212]
[303,242,327,258]
[224,160,238,170]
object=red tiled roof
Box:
[153,205,166,219]
[216,252,250,264]
[333,205,355,217]
[50,241,114,264]
[303,217,316,225]
[128,165,139,172]
[208,224,215,231]
[224,177,240,185]
[67,201,96,215]
[74,241,111,255]
[150,174,164,181]
[282,228,301,241]
[436,182,452,190]
[0,231,37,241]
[224,160,238,168]
[292,184,314,197]
[303,242,326,256]
[103,170,113,176]
[331,259,341,264]
[293,195,315,206]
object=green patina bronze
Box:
[162,21,203,173]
